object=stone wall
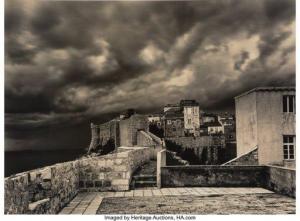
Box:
[88,120,120,153]
[160,165,266,187]
[79,147,152,192]
[222,147,258,165]
[5,161,79,214]
[120,114,149,146]
[5,147,152,214]
[167,136,225,148]
[166,137,225,165]
[136,131,162,159]
[164,118,185,137]
[137,131,155,147]
[99,120,120,147]
[266,166,295,198]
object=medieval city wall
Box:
[5,160,80,214]
[266,166,295,198]
[99,120,120,147]
[160,165,266,188]
[120,115,149,146]
[79,147,152,191]
[166,137,225,164]
[5,147,152,214]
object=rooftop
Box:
[180,99,199,107]
[235,87,295,99]
[205,121,222,127]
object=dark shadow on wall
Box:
[165,139,201,165]
[149,123,164,138]
[90,138,116,155]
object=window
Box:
[283,135,295,160]
[187,119,191,124]
[283,95,295,113]
[167,120,172,125]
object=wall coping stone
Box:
[266,165,296,171]
[162,165,266,169]
[28,198,50,211]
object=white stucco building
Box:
[235,87,295,167]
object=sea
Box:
[5,149,86,177]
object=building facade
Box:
[235,87,295,167]
[181,100,200,136]
[163,100,201,137]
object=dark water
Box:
[5,149,86,177]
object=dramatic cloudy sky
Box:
[5,0,295,151]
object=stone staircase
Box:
[131,174,157,188]
[130,160,157,189]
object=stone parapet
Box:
[266,166,295,198]
[160,165,267,188]
[5,146,152,214]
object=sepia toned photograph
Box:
[4,0,296,215]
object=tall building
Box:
[180,100,200,136]
[235,87,295,167]
[163,99,200,137]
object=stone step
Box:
[134,180,157,188]
[133,174,156,179]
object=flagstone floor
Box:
[59,187,295,215]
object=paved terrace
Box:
[59,187,295,215]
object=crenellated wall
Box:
[5,147,152,214]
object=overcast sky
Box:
[5,0,295,151]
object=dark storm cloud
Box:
[234,51,249,71]
[5,0,295,150]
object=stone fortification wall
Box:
[167,136,225,148]
[160,165,266,188]
[166,137,225,165]
[137,131,156,147]
[136,131,163,159]
[79,147,152,191]
[120,114,149,146]
[5,161,80,214]
[99,119,120,147]
[5,147,152,214]
[266,166,295,198]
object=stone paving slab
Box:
[59,187,279,215]
[97,193,295,214]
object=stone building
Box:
[207,121,224,135]
[163,103,180,112]
[180,100,200,136]
[163,100,200,137]
[201,113,217,124]
[148,114,162,127]
[163,109,185,137]
[88,113,149,153]
[235,87,295,168]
